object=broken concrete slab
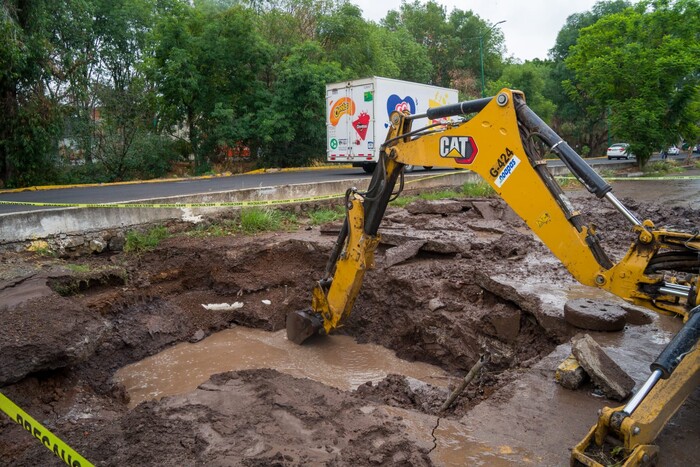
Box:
[383,240,426,267]
[564,298,627,332]
[405,199,464,215]
[555,354,588,390]
[571,334,635,401]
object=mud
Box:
[1,175,699,466]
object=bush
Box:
[124,226,170,253]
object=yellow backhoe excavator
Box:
[286,89,700,466]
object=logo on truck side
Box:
[439,136,478,164]
[329,97,356,126]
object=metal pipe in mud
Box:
[439,354,488,412]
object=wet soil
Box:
[1,174,699,466]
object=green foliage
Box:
[257,41,343,167]
[461,180,495,197]
[4,0,696,190]
[565,0,700,166]
[419,188,461,200]
[237,208,297,233]
[384,1,505,92]
[391,181,494,207]
[308,206,345,225]
[487,61,556,122]
[389,194,420,207]
[124,226,170,253]
[547,1,633,157]
[643,160,684,175]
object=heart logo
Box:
[386,95,416,118]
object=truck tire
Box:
[362,163,376,174]
[423,166,433,170]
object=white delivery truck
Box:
[326,77,459,173]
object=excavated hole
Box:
[104,235,558,419]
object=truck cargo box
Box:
[326,77,459,173]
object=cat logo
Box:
[439,136,478,164]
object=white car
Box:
[666,146,680,156]
[607,143,631,160]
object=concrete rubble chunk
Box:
[564,298,627,332]
[571,334,635,401]
[555,354,588,390]
[383,240,426,267]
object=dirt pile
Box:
[1,190,698,466]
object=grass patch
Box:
[238,208,297,234]
[186,221,237,238]
[597,168,617,178]
[643,160,684,175]
[308,206,345,225]
[419,188,462,200]
[65,263,91,273]
[124,226,170,253]
[461,181,495,197]
[555,176,582,189]
[389,194,419,208]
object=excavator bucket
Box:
[286,309,323,345]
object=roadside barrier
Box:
[0,392,94,467]
[0,172,459,210]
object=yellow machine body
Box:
[289,89,700,466]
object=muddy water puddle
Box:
[115,326,449,408]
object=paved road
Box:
[0,153,693,215]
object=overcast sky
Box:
[351,0,604,61]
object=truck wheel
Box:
[423,166,433,170]
[362,163,376,174]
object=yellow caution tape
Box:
[0,392,94,467]
[0,172,461,209]
[559,175,700,181]
[0,193,346,209]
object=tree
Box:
[487,61,556,123]
[382,1,504,94]
[258,41,343,166]
[565,0,700,166]
[0,1,93,187]
[150,3,272,172]
[547,1,632,157]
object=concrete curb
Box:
[0,170,485,245]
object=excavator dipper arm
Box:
[286,89,700,465]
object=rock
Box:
[428,298,445,312]
[555,354,588,390]
[90,238,108,253]
[109,233,126,251]
[484,304,521,342]
[571,334,635,401]
[564,298,627,332]
[190,329,206,343]
[470,201,501,220]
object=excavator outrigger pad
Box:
[286,309,323,345]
